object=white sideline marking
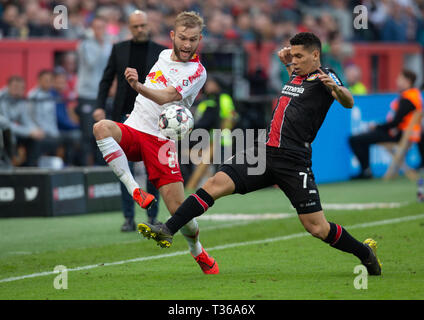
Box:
[198,213,294,221]
[1,213,423,284]
[322,202,403,210]
[197,202,404,221]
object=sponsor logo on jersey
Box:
[328,72,342,85]
[147,70,168,86]
[306,74,319,81]
[188,63,204,83]
[281,84,305,97]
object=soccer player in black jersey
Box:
[138,32,382,275]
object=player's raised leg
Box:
[138,172,235,247]
[93,120,155,209]
[298,210,382,275]
[139,181,219,274]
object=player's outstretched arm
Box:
[318,68,354,109]
[124,67,182,105]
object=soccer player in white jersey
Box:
[93,11,219,274]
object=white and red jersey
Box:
[124,49,207,139]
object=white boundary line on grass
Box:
[1,213,423,284]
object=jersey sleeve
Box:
[323,68,344,87]
[171,64,207,100]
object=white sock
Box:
[96,137,139,195]
[180,218,203,257]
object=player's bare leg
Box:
[298,210,381,275]
[93,120,155,209]
[138,173,233,243]
[138,181,219,274]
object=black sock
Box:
[324,222,370,261]
[165,188,214,234]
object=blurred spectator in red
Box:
[51,71,82,166]
[55,52,79,111]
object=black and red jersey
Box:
[265,67,343,165]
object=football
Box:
[158,105,194,140]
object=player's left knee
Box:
[169,199,183,215]
[203,172,235,200]
[304,222,328,240]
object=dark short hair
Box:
[401,69,417,87]
[38,69,53,79]
[7,75,24,85]
[290,32,322,55]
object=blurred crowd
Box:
[0,63,82,168]
[1,0,424,169]
[0,0,424,44]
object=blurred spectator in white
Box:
[76,15,112,165]
[0,76,44,166]
[28,69,63,165]
[28,70,59,139]
[345,64,368,95]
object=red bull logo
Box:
[147,70,168,86]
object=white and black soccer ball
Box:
[158,105,194,140]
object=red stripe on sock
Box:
[192,194,208,212]
[332,224,343,245]
[104,150,123,163]
[182,229,199,239]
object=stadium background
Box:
[1,0,424,212]
[1,0,424,302]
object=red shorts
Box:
[116,122,183,189]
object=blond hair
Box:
[174,11,204,31]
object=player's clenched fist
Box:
[124,67,139,89]
[278,46,292,65]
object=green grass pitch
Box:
[1,177,424,300]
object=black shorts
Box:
[218,145,322,214]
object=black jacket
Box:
[96,39,166,121]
